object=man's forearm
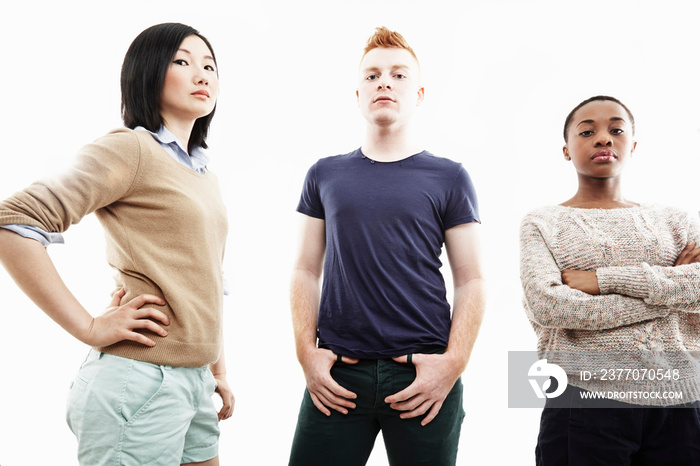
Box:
[290,268,322,362]
[445,277,486,373]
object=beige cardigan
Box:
[0,129,228,367]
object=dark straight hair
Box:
[563,95,635,142]
[120,23,217,152]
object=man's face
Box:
[356,47,424,128]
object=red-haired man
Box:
[289,27,486,465]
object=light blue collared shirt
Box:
[137,125,210,175]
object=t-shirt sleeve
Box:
[443,165,480,229]
[0,129,140,233]
[296,162,325,219]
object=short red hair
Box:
[362,27,418,63]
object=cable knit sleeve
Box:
[596,210,700,309]
[520,212,669,330]
[0,129,140,232]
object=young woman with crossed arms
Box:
[520,95,700,465]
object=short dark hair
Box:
[120,23,217,152]
[563,95,635,142]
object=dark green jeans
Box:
[288,356,465,466]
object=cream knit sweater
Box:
[521,204,700,405]
[0,129,228,367]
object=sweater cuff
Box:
[596,266,649,298]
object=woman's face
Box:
[160,34,219,127]
[563,100,637,180]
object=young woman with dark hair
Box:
[520,95,700,465]
[120,22,217,152]
[0,23,232,465]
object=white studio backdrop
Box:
[1,0,699,464]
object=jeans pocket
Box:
[206,369,217,396]
[120,362,169,425]
[72,350,102,387]
[66,351,103,434]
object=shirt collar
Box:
[135,125,211,168]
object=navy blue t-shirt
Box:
[297,148,480,359]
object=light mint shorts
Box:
[66,350,219,465]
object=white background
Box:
[1,0,700,464]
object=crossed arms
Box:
[520,216,700,331]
